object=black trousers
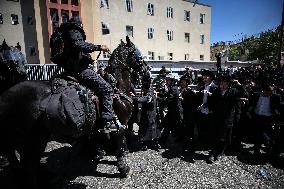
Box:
[252,114,273,152]
[211,125,233,156]
[78,68,114,121]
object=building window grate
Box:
[11,14,19,25]
[102,22,110,35]
[147,3,154,16]
[148,27,154,39]
[126,0,133,12]
[126,25,133,37]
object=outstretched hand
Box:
[100,45,110,53]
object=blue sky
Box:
[200,0,283,44]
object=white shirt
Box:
[201,82,213,114]
[254,95,272,116]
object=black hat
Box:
[202,70,215,79]
[219,74,231,83]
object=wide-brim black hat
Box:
[219,74,232,82]
[201,70,215,79]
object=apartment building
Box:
[0,0,211,63]
[94,0,211,61]
[0,0,40,64]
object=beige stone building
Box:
[93,0,211,61]
[0,0,211,64]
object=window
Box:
[29,46,36,56]
[50,0,57,3]
[158,56,164,60]
[168,53,173,60]
[126,0,133,12]
[148,51,154,60]
[185,33,190,43]
[200,34,205,44]
[126,25,133,37]
[167,7,173,18]
[0,14,3,24]
[50,8,59,32]
[200,55,204,61]
[11,14,19,25]
[61,10,69,23]
[184,10,190,21]
[101,22,110,35]
[101,0,109,8]
[200,13,205,24]
[71,0,79,6]
[27,16,33,25]
[147,3,154,16]
[185,54,190,60]
[167,30,173,41]
[61,0,68,4]
[148,27,154,39]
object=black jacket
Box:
[166,85,183,120]
[133,87,160,140]
[210,87,240,128]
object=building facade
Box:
[0,0,40,64]
[93,0,211,61]
[0,0,211,64]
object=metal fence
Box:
[26,60,255,81]
[26,64,64,81]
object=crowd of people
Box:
[129,63,284,164]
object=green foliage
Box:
[228,25,283,63]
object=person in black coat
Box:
[180,76,198,162]
[247,84,281,156]
[196,70,217,146]
[207,75,241,163]
[132,75,161,151]
[215,52,222,73]
[160,74,183,145]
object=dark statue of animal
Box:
[0,37,147,188]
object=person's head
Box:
[50,21,97,65]
[165,74,175,86]
[202,70,214,85]
[261,84,273,97]
[141,74,151,90]
[219,75,231,92]
[179,78,188,89]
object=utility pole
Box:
[278,2,284,66]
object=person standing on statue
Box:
[215,52,222,73]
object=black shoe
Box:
[141,144,148,151]
[119,165,131,178]
[153,143,161,151]
[207,155,215,164]
[215,153,224,161]
[187,153,195,163]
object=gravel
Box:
[1,137,284,189]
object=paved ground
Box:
[1,136,284,189]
